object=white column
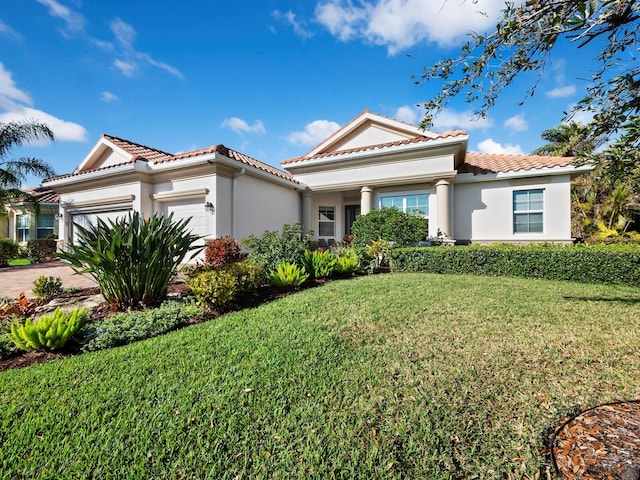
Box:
[436,179,452,239]
[360,186,373,215]
[302,189,313,235]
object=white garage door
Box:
[162,198,210,261]
[70,209,131,245]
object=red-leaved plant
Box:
[204,236,244,269]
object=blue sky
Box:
[1,0,598,187]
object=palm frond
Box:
[0,120,55,158]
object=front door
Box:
[345,205,361,237]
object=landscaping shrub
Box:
[242,222,313,272]
[58,212,202,310]
[0,292,37,319]
[302,249,337,279]
[367,239,392,272]
[334,247,360,276]
[268,261,310,287]
[186,269,237,309]
[7,307,88,352]
[351,207,426,247]
[204,236,244,268]
[222,261,265,293]
[0,238,19,267]
[81,300,203,352]
[390,243,640,285]
[32,275,63,301]
[25,238,57,263]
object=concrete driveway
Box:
[0,260,96,299]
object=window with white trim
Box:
[318,206,335,237]
[37,214,55,239]
[513,189,544,233]
[380,194,429,217]
[16,214,30,242]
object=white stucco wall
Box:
[233,174,300,241]
[294,154,455,190]
[334,125,413,151]
[453,174,572,242]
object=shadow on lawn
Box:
[563,296,640,305]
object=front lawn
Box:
[7,258,30,266]
[1,273,639,478]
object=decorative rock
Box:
[35,294,105,316]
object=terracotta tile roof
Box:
[460,152,575,175]
[9,187,59,204]
[282,130,467,165]
[45,136,295,183]
[103,134,173,162]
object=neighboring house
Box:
[43,110,593,259]
[2,187,60,242]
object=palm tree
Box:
[0,120,56,206]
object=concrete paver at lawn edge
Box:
[0,260,96,299]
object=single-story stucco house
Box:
[2,187,60,242]
[43,110,592,259]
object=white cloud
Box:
[503,114,528,133]
[272,10,314,38]
[315,0,509,54]
[432,108,492,131]
[546,85,576,98]
[0,104,88,142]
[394,105,419,124]
[36,0,85,33]
[108,18,184,80]
[221,117,266,135]
[0,63,33,105]
[287,119,341,146]
[100,91,119,102]
[0,19,22,41]
[0,63,87,143]
[477,138,525,155]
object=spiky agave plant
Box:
[59,212,202,309]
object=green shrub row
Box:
[0,238,19,267]
[390,244,640,285]
[26,239,57,263]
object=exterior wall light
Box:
[205,202,215,214]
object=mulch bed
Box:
[0,280,324,372]
[550,400,640,479]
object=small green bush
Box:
[351,207,426,247]
[81,300,203,352]
[7,307,88,352]
[0,238,19,267]
[223,261,265,293]
[302,249,337,279]
[390,244,640,285]
[32,275,63,300]
[186,269,238,309]
[268,261,309,287]
[243,222,313,272]
[26,239,57,263]
[334,247,360,276]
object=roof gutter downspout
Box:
[232,168,245,238]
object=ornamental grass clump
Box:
[58,212,202,310]
[268,261,309,287]
[302,249,337,279]
[7,307,87,352]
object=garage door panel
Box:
[163,199,210,261]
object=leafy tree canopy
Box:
[419,0,639,167]
[0,120,56,207]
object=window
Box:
[37,214,55,239]
[16,214,30,242]
[513,189,543,233]
[318,206,335,237]
[380,194,429,217]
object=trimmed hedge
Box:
[0,239,19,267]
[26,238,57,263]
[390,244,640,286]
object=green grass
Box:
[7,258,30,266]
[1,273,640,479]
